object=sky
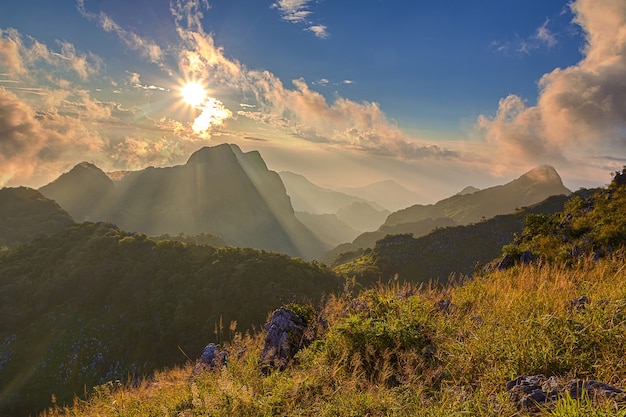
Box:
[1,0,625,201]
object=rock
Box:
[434,299,454,314]
[259,307,311,373]
[496,254,514,270]
[519,250,534,264]
[565,379,624,400]
[570,295,590,312]
[507,375,625,410]
[507,375,553,410]
[192,343,228,374]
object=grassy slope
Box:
[41,177,626,416]
[42,256,626,417]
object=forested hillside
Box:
[0,187,74,249]
[0,222,340,415]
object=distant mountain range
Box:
[321,165,571,264]
[386,165,570,226]
[337,180,423,211]
[40,144,328,260]
[279,171,390,244]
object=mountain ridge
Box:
[40,144,328,260]
[321,165,571,264]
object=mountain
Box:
[279,171,386,214]
[0,222,341,416]
[0,187,75,248]
[337,179,423,211]
[320,165,571,264]
[336,201,390,232]
[39,162,114,222]
[456,185,480,195]
[295,211,360,248]
[40,144,328,260]
[37,178,626,417]
[385,165,571,227]
[333,191,586,286]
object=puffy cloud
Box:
[171,0,242,83]
[242,73,457,159]
[477,0,626,173]
[0,87,106,185]
[192,97,233,137]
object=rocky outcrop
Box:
[507,374,625,411]
[192,343,228,374]
[259,307,312,373]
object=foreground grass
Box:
[43,254,626,416]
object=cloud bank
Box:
[477,0,626,175]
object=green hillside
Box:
[0,187,75,249]
[41,173,626,416]
[332,191,582,287]
[0,223,341,416]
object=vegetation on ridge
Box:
[0,222,340,415]
[42,254,626,416]
[40,171,626,416]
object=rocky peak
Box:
[520,165,563,185]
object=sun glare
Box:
[181,81,206,107]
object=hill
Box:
[0,187,74,248]
[39,162,114,222]
[41,172,626,416]
[321,165,571,264]
[385,165,571,227]
[279,171,386,214]
[332,193,578,286]
[337,179,423,211]
[40,144,328,260]
[295,211,360,248]
[0,222,341,416]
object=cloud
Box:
[535,19,558,48]
[170,0,243,83]
[76,0,165,68]
[0,28,100,81]
[0,87,106,185]
[241,73,457,159]
[492,18,559,55]
[192,97,233,137]
[271,0,329,39]
[477,0,626,172]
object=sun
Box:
[180,81,206,107]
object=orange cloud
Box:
[477,0,626,174]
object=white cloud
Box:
[477,0,626,175]
[272,0,329,39]
[493,18,559,55]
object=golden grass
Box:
[43,253,626,416]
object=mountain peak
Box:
[186,143,242,164]
[521,165,562,184]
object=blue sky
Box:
[0,0,624,199]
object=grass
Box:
[41,251,626,416]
